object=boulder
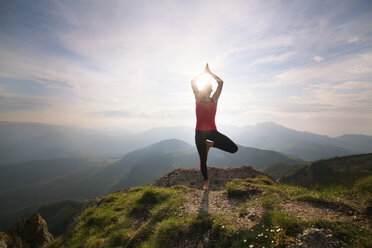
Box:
[5,213,53,248]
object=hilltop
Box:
[39,165,371,248]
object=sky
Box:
[0,0,372,136]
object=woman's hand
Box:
[204,63,211,74]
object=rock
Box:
[248,213,258,221]
[154,165,273,190]
[0,235,7,248]
[365,198,372,219]
[5,213,53,248]
[288,228,347,248]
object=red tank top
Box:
[195,100,217,131]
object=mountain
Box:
[335,134,372,153]
[230,122,365,161]
[41,167,371,248]
[0,122,195,166]
[2,121,371,165]
[280,153,372,187]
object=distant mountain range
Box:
[0,139,301,231]
[1,121,371,165]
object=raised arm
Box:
[205,64,223,103]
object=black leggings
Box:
[195,129,238,180]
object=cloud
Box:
[249,52,294,66]
[36,78,74,89]
[333,81,371,90]
[273,101,334,113]
[0,94,53,111]
[272,52,372,86]
[90,110,134,118]
[348,36,359,43]
[313,56,324,63]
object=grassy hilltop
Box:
[44,173,372,248]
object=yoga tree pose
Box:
[191,64,238,190]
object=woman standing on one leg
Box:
[191,64,238,190]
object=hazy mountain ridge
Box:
[230,122,367,161]
[1,121,372,165]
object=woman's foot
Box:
[206,140,214,156]
[203,179,209,190]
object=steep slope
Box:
[280,153,372,187]
[45,166,372,248]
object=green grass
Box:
[45,185,186,248]
[44,175,372,248]
[142,214,212,248]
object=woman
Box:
[191,64,238,190]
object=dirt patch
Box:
[181,188,264,229]
[297,196,357,215]
[281,200,371,230]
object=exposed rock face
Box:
[4,213,53,248]
[288,228,347,248]
[153,165,273,190]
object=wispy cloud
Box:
[313,56,324,63]
[348,36,359,44]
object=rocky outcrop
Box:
[288,228,347,248]
[153,165,273,190]
[1,213,53,248]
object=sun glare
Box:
[195,73,216,91]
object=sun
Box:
[195,73,216,91]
